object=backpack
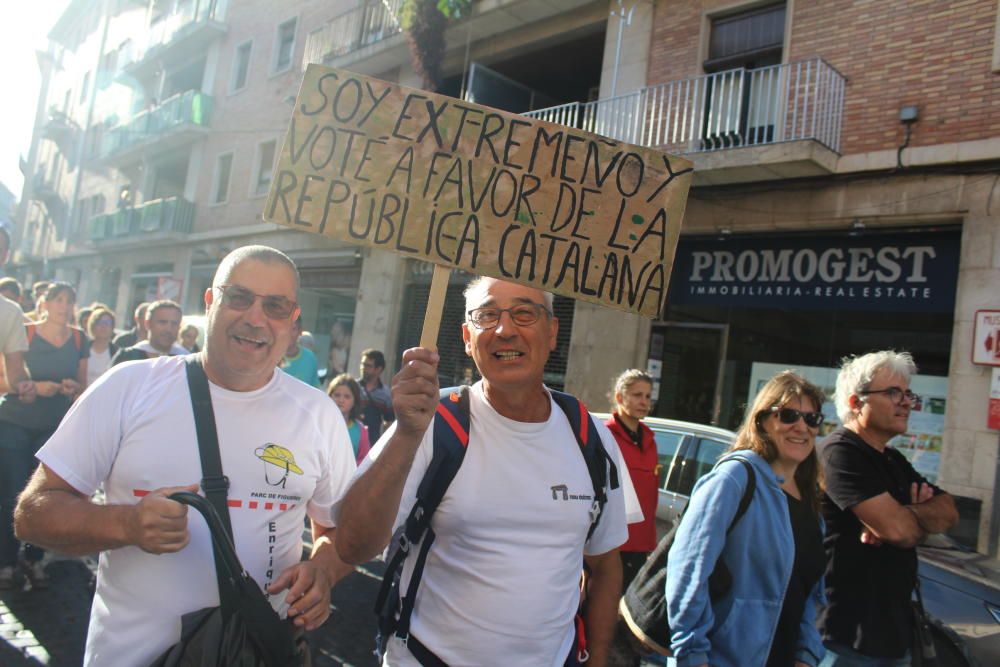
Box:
[621,457,756,656]
[374,385,620,663]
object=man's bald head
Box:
[212,245,299,291]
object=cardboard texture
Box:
[265,65,693,318]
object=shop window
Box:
[272,18,297,74]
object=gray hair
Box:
[834,350,917,423]
[462,276,554,318]
[213,245,299,290]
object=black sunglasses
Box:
[769,406,824,428]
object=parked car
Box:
[598,413,1000,666]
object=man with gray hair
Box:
[336,276,637,667]
[818,350,958,666]
[14,245,356,665]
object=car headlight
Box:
[988,602,1000,625]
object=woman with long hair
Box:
[327,373,370,464]
[666,370,827,667]
[0,282,89,589]
[605,369,658,591]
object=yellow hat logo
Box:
[254,444,303,475]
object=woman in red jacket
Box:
[605,369,658,589]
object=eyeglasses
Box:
[214,285,298,320]
[466,303,551,330]
[859,386,920,405]
[769,406,824,429]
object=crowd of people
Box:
[0,234,962,667]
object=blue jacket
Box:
[666,452,826,667]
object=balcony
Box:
[88,196,195,244]
[100,90,212,164]
[118,0,226,81]
[524,58,846,185]
[304,0,404,67]
[40,109,79,153]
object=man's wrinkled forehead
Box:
[468,279,547,309]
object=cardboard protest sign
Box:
[265,64,693,318]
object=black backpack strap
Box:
[719,456,756,534]
[374,386,470,662]
[183,355,237,618]
[550,390,619,541]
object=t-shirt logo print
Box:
[550,484,593,501]
[254,443,304,488]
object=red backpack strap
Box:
[25,323,36,344]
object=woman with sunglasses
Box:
[0,282,89,590]
[666,371,827,667]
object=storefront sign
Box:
[989,368,1000,431]
[973,310,1000,367]
[263,65,693,318]
[668,231,959,313]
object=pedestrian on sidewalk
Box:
[819,351,958,666]
[14,246,357,666]
[666,370,827,667]
[85,306,117,386]
[0,282,89,590]
[336,276,637,667]
[327,373,370,464]
[111,299,186,365]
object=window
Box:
[652,430,687,489]
[253,140,276,196]
[212,152,233,204]
[272,18,297,73]
[230,41,252,92]
[673,437,729,497]
[700,2,786,149]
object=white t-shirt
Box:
[349,382,635,667]
[86,345,112,386]
[0,295,28,354]
[36,356,356,667]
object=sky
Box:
[0,0,71,199]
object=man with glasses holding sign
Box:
[14,246,356,666]
[336,276,636,667]
[819,350,958,666]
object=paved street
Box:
[0,556,384,667]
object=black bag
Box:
[621,457,756,656]
[148,357,304,666]
[151,492,303,667]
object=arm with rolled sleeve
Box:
[665,468,746,667]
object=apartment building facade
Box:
[15,0,1000,549]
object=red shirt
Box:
[606,413,658,553]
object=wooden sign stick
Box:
[419,264,451,350]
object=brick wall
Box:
[648,0,1000,156]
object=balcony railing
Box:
[524,58,845,154]
[88,196,195,242]
[119,0,225,70]
[303,0,404,65]
[100,90,212,160]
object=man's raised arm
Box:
[335,347,439,564]
[14,463,198,555]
